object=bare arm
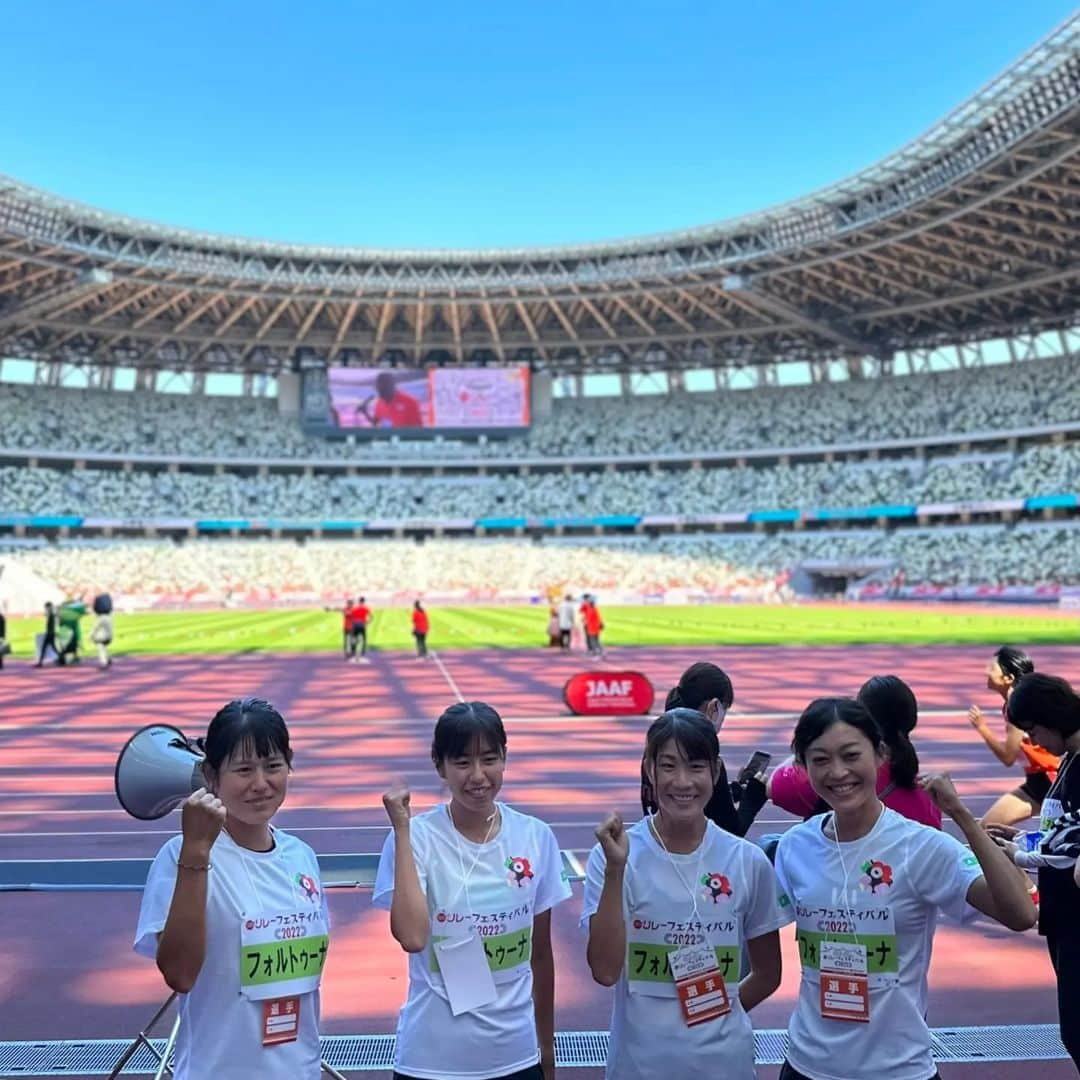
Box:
[531,909,556,1080]
[924,777,1036,932]
[738,930,782,1012]
[970,707,1023,767]
[383,783,430,953]
[156,790,225,993]
[586,813,628,987]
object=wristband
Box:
[177,859,212,872]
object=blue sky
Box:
[1,2,1074,250]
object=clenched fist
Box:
[181,788,227,853]
[595,812,629,868]
[383,780,412,830]
[919,773,965,820]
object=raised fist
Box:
[595,812,629,867]
[181,787,227,852]
[383,780,412,829]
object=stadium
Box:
[0,10,1079,1080]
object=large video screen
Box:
[327,367,530,431]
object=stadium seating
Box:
[1,442,1077,521]
[1,351,1077,462]
[3,523,1077,605]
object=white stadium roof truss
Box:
[0,15,1076,373]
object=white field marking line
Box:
[429,650,465,703]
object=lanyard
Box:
[826,801,887,945]
[445,802,501,912]
[648,813,706,925]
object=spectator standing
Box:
[349,596,372,661]
[34,601,58,667]
[581,595,605,657]
[411,600,429,659]
[557,594,576,652]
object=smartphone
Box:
[737,751,772,786]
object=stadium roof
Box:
[0,16,1077,374]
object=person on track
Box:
[584,707,786,1080]
[769,675,941,829]
[581,594,605,657]
[412,599,430,659]
[773,697,1036,1080]
[134,698,328,1080]
[988,673,1080,1070]
[969,645,1058,826]
[375,701,571,1080]
[642,661,769,837]
[349,596,372,661]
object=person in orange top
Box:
[581,594,604,658]
[368,372,424,428]
[349,597,372,661]
[970,645,1059,825]
[411,600,430,659]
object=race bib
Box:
[430,902,534,985]
[795,903,898,989]
[669,942,731,1026]
[626,914,740,998]
[433,933,498,1016]
[240,908,329,1002]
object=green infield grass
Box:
[4,602,1078,657]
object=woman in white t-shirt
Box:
[134,697,329,1080]
[774,697,1037,1080]
[584,708,787,1080]
[374,701,572,1080]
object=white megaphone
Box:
[114,724,206,820]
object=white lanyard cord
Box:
[827,801,886,948]
[228,825,273,914]
[649,813,705,926]
[445,802,501,912]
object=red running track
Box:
[1,642,1077,1078]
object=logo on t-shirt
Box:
[701,872,733,903]
[296,872,320,903]
[506,856,534,887]
[859,859,893,893]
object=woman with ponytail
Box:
[769,675,941,828]
[641,662,768,837]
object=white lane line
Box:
[429,650,465,703]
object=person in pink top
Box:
[769,675,942,829]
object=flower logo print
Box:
[506,855,534,887]
[858,859,893,893]
[296,872,320,903]
[701,872,733,903]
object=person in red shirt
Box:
[581,594,604,657]
[411,600,430,659]
[368,372,424,428]
[348,597,372,661]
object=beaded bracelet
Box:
[177,860,212,872]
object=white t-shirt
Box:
[774,807,983,1080]
[134,828,328,1080]
[373,802,572,1080]
[581,817,790,1080]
